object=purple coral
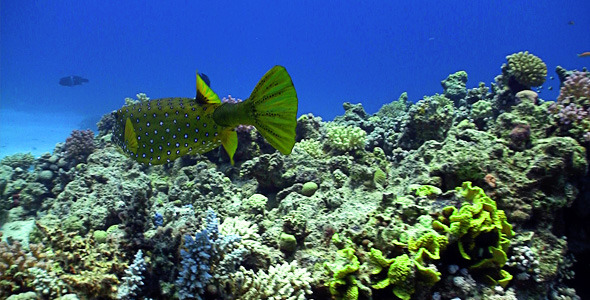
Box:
[548,71,590,142]
[555,103,588,125]
[64,129,96,163]
[222,95,254,133]
[557,71,590,105]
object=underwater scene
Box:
[1,1,590,300]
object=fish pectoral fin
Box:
[196,71,221,105]
[221,130,238,165]
[124,117,138,153]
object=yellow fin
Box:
[196,71,221,104]
[124,117,138,153]
[221,130,238,165]
[246,66,298,155]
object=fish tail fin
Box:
[245,66,298,154]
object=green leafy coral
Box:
[433,181,514,287]
[369,251,414,300]
[367,231,448,300]
[324,246,361,300]
[409,184,442,198]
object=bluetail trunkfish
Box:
[112,66,298,165]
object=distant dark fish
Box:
[568,20,574,25]
[59,75,89,87]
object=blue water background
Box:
[1,1,589,127]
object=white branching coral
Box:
[326,124,367,152]
[225,260,314,300]
[219,217,260,241]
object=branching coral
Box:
[548,71,590,142]
[0,232,51,297]
[326,124,367,153]
[176,209,248,300]
[224,260,314,300]
[117,250,146,300]
[505,51,547,88]
[294,139,326,159]
[64,129,96,165]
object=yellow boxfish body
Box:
[112,66,298,165]
[113,97,224,164]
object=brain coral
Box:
[506,51,547,87]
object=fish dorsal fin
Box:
[124,117,138,153]
[196,71,221,105]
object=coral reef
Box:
[399,94,454,149]
[325,124,367,153]
[441,70,468,104]
[0,58,588,300]
[0,232,51,297]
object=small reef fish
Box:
[577,52,590,57]
[59,75,89,86]
[112,66,298,165]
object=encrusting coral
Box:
[0,232,51,297]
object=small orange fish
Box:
[578,52,590,57]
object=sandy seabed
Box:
[0,108,85,159]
